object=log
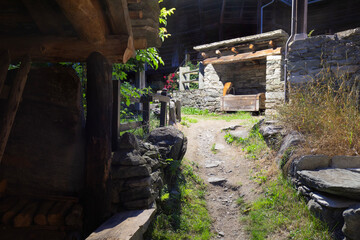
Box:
[22,0,67,35]
[0,35,129,63]
[203,47,281,65]
[65,204,83,228]
[55,0,107,44]
[201,52,207,58]
[2,199,28,224]
[215,49,222,57]
[128,0,141,3]
[249,44,256,52]
[231,47,239,54]
[34,201,55,226]
[0,179,6,198]
[0,197,18,213]
[269,40,275,48]
[129,11,143,19]
[0,55,31,164]
[14,201,39,227]
[47,201,73,226]
[0,50,10,94]
[85,52,113,233]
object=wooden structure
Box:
[178,66,204,91]
[0,0,160,239]
[220,93,265,112]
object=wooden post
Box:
[179,66,190,91]
[159,89,167,127]
[0,50,10,94]
[198,62,204,89]
[0,55,31,164]
[142,96,150,134]
[85,52,113,233]
[112,80,120,151]
[175,100,181,122]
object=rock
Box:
[218,231,225,237]
[123,198,154,210]
[143,156,160,170]
[342,204,360,240]
[148,126,187,161]
[290,155,331,177]
[124,177,152,188]
[208,177,227,185]
[277,131,304,162]
[259,124,284,138]
[119,187,152,202]
[112,165,151,179]
[143,150,160,159]
[222,125,242,131]
[118,132,139,150]
[229,129,249,139]
[205,162,220,168]
[214,143,225,150]
[298,168,360,200]
[112,150,147,166]
[310,192,360,208]
[331,156,360,169]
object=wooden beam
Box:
[215,50,222,57]
[105,0,132,36]
[203,47,281,65]
[201,52,207,58]
[0,50,10,94]
[127,0,141,3]
[249,44,256,52]
[129,11,143,19]
[0,55,31,164]
[231,47,238,54]
[85,52,113,233]
[0,35,129,63]
[269,40,276,48]
[55,0,106,44]
[134,38,147,50]
[22,0,67,35]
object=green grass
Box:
[224,123,267,159]
[182,107,256,122]
[180,116,198,127]
[145,160,213,240]
[181,107,215,116]
[210,143,217,154]
[242,175,332,240]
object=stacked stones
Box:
[111,127,187,211]
[288,27,360,86]
[265,55,284,116]
[111,132,163,211]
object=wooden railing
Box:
[112,85,179,150]
[178,63,204,91]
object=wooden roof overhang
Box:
[194,29,288,65]
[0,0,160,63]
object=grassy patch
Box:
[145,160,213,240]
[210,143,217,154]
[180,116,198,127]
[278,69,360,156]
[242,175,332,240]
[181,107,215,116]
[224,123,267,159]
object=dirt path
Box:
[178,117,264,240]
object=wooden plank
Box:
[129,11,143,19]
[151,94,170,103]
[128,0,141,3]
[182,80,199,84]
[220,94,266,112]
[0,55,31,164]
[55,0,107,44]
[0,50,10,94]
[119,121,142,132]
[85,52,113,233]
[112,80,120,151]
[0,35,129,63]
[203,47,282,65]
[22,0,67,35]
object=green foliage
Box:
[211,143,217,154]
[181,107,213,116]
[242,175,331,240]
[145,160,212,240]
[159,0,176,41]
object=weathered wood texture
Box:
[160,90,168,127]
[0,55,30,164]
[34,201,55,226]
[85,52,113,233]
[55,0,107,44]
[112,80,120,151]
[203,47,281,65]
[0,50,10,94]
[220,93,265,112]
[1,66,85,196]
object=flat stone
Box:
[349,168,360,173]
[208,177,227,185]
[112,165,151,179]
[112,151,147,166]
[205,162,220,168]
[292,155,331,175]
[342,204,360,240]
[331,156,360,169]
[298,168,360,200]
[86,208,156,240]
[214,143,225,150]
[222,125,242,131]
[310,192,360,208]
[118,132,139,150]
[229,129,249,139]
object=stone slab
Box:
[331,156,360,169]
[208,177,227,185]
[86,208,156,240]
[293,155,331,174]
[298,168,360,200]
[310,192,360,209]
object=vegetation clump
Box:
[278,71,360,156]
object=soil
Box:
[178,117,265,240]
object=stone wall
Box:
[288,27,360,85]
[266,55,284,116]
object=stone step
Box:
[86,208,156,240]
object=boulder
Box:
[148,126,187,161]
[342,204,360,240]
[118,132,139,150]
[229,129,249,139]
[298,168,360,200]
[112,150,147,166]
[276,131,304,167]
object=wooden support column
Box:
[85,52,113,233]
[0,55,31,164]
[0,51,10,94]
[142,96,150,134]
[112,80,120,151]
[198,62,204,89]
[159,89,167,127]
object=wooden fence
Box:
[178,63,205,91]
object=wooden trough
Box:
[220,93,265,112]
